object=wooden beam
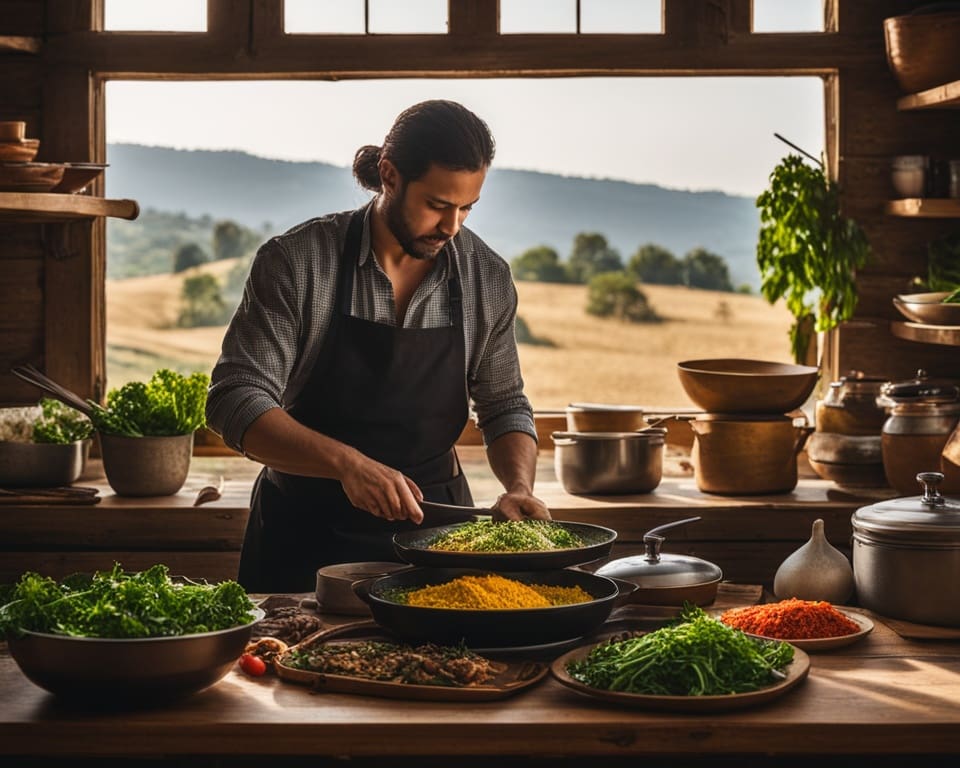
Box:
[44,30,875,78]
[0,35,42,53]
[449,0,498,37]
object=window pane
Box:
[580,0,662,34]
[368,0,447,34]
[285,0,365,34]
[753,0,825,32]
[104,0,206,32]
[500,0,577,33]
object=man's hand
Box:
[491,491,551,522]
[339,451,424,524]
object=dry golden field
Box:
[106,261,794,409]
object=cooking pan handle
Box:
[609,577,640,609]
[10,363,95,418]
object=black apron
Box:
[239,206,474,592]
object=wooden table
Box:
[2,606,960,766]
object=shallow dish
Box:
[720,610,874,652]
[51,162,108,194]
[275,621,548,701]
[0,161,65,192]
[393,520,617,570]
[6,608,263,701]
[677,359,819,414]
[893,292,960,326]
[550,638,810,712]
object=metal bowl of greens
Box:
[0,399,93,487]
[392,519,617,570]
[1,564,261,702]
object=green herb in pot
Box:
[756,154,870,364]
[89,368,210,437]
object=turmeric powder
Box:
[400,574,593,610]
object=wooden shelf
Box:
[885,198,960,218]
[891,320,960,347]
[0,192,139,222]
[0,35,41,54]
[897,79,960,111]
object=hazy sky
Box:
[104,0,826,197]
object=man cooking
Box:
[206,99,549,592]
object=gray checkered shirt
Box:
[206,207,536,454]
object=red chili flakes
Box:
[720,598,861,639]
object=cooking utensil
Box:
[315,561,412,615]
[688,414,813,495]
[6,608,264,701]
[551,428,666,495]
[677,358,819,415]
[354,567,633,648]
[10,364,94,418]
[565,403,647,432]
[0,438,90,487]
[392,520,617,570]
[417,499,491,524]
[852,471,960,627]
[594,517,723,605]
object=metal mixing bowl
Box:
[6,608,263,702]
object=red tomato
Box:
[238,653,267,677]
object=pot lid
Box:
[852,472,960,543]
[877,369,960,407]
[594,516,723,587]
[551,428,667,441]
[824,370,885,406]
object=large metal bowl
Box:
[0,439,90,487]
[6,608,263,701]
[677,359,819,414]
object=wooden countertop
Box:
[2,604,960,762]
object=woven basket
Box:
[884,11,960,93]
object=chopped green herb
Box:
[31,398,94,445]
[566,604,795,696]
[427,520,584,553]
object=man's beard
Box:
[384,190,448,260]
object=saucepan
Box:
[353,567,637,648]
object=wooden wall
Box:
[1,0,958,410]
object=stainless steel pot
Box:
[551,428,666,495]
[852,471,960,627]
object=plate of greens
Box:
[392,519,617,570]
[550,605,810,712]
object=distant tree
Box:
[178,273,229,327]
[736,284,753,295]
[515,315,556,347]
[714,300,733,323]
[586,272,660,323]
[213,220,259,262]
[567,232,623,283]
[627,243,683,285]
[172,242,209,274]
[512,245,568,283]
[683,248,734,291]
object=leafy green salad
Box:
[89,368,210,437]
[0,563,255,639]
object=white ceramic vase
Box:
[774,518,855,604]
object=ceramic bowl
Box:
[0,139,40,163]
[0,161,64,192]
[893,292,960,326]
[677,359,819,414]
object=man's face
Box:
[382,162,486,260]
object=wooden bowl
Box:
[0,120,25,141]
[565,403,647,432]
[0,138,40,163]
[884,11,960,93]
[51,162,108,194]
[677,359,819,415]
[893,292,960,326]
[0,161,64,192]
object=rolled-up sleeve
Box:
[206,239,303,452]
[469,275,537,447]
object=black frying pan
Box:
[392,520,617,570]
[354,567,634,648]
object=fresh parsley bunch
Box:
[89,369,210,437]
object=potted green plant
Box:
[756,154,871,365]
[90,369,210,497]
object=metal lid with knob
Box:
[851,471,960,544]
[877,370,960,408]
[595,516,723,588]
